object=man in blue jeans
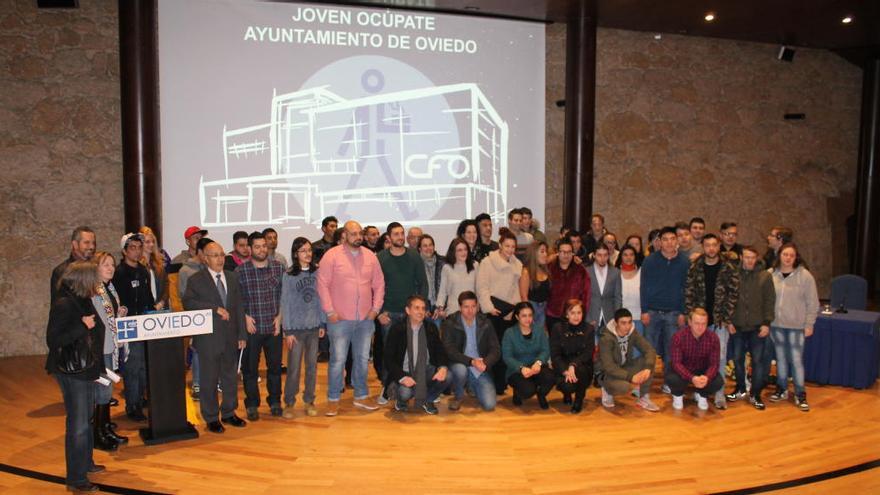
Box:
[316,221,386,416]
[640,226,689,392]
[441,291,501,412]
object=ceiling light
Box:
[704,12,715,22]
[841,16,853,24]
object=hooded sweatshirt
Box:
[598,320,657,382]
[770,265,819,330]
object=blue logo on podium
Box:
[118,320,138,340]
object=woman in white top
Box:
[616,245,644,336]
[475,230,522,394]
[436,238,479,316]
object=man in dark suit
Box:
[183,241,248,433]
[586,244,622,329]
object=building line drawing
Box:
[199,82,509,229]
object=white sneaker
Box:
[376,387,388,405]
[672,395,684,410]
[601,388,615,408]
[662,384,672,395]
[697,395,709,411]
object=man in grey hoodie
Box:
[598,308,660,412]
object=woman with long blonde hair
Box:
[138,226,168,311]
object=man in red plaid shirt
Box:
[665,308,724,411]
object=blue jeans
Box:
[712,325,730,388]
[96,354,113,405]
[56,374,95,486]
[328,319,375,401]
[645,310,680,369]
[123,341,146,413]
[375,312,405,382]
[731,330,768,396]
[530,301,547,334]
[397,365,453,405]
[771,326,806,395]
[631,320,646,358]
[191,345,200,388]
[450,363,497,411]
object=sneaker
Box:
[246,407,260,421]
[749,395,766,410]
[282,405,296,419]
[433,396,442,404]
[325,401,339,416]
[353,398,380,411]
[270,406,283,417]
[377,387,389,405]
[769,388,789,402]
[714,391,727,410]
[394,400,409,412]
[726,390,747,402]
[601,388,615,408]
[422,402,439,415]
[305,402,318,417]
[672,395,684,410]
[448,398,461,411]
[696,395,709,411]
[661,384,671,395]
[795,393,810,412]
[636,394,660,412]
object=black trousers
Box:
[488,314,510,394]
[198,345,239,422]
[664,369,724,398]
[242,333,283,408]
[508,365,555,401]
[556,363,593,399]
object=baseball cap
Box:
[120,232,144,250]
[184,226,208,240]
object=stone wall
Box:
[0,6,862,356]
[0,0,123,356]
[546,25,862,298]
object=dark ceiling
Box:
[312,0,880,52]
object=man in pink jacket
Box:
[317,220,385,416]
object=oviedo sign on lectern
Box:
[116,310,213,445]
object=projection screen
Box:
[158,0,545,255]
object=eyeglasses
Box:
[297,248,313,254]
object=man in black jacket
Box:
[384,295,450,415]
[441,291,500,412]
[50,226,96,304]
[112,233,155,421]
[183,241,248,433]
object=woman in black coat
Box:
[46,261,106,493]
[550,299,595,413]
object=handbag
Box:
[56,334,96,375]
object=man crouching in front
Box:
[384,295,451,415]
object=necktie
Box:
[216,274,227,306]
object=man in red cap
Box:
[172,226,208,264]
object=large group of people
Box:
[47,210,820,492]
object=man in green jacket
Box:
[598,308,660,412]
[726,246,776,410]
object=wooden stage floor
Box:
[1,355,878,494]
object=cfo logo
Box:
[117,320,138,341]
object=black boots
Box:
[571,392,585,414]
[93,404,125,451]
